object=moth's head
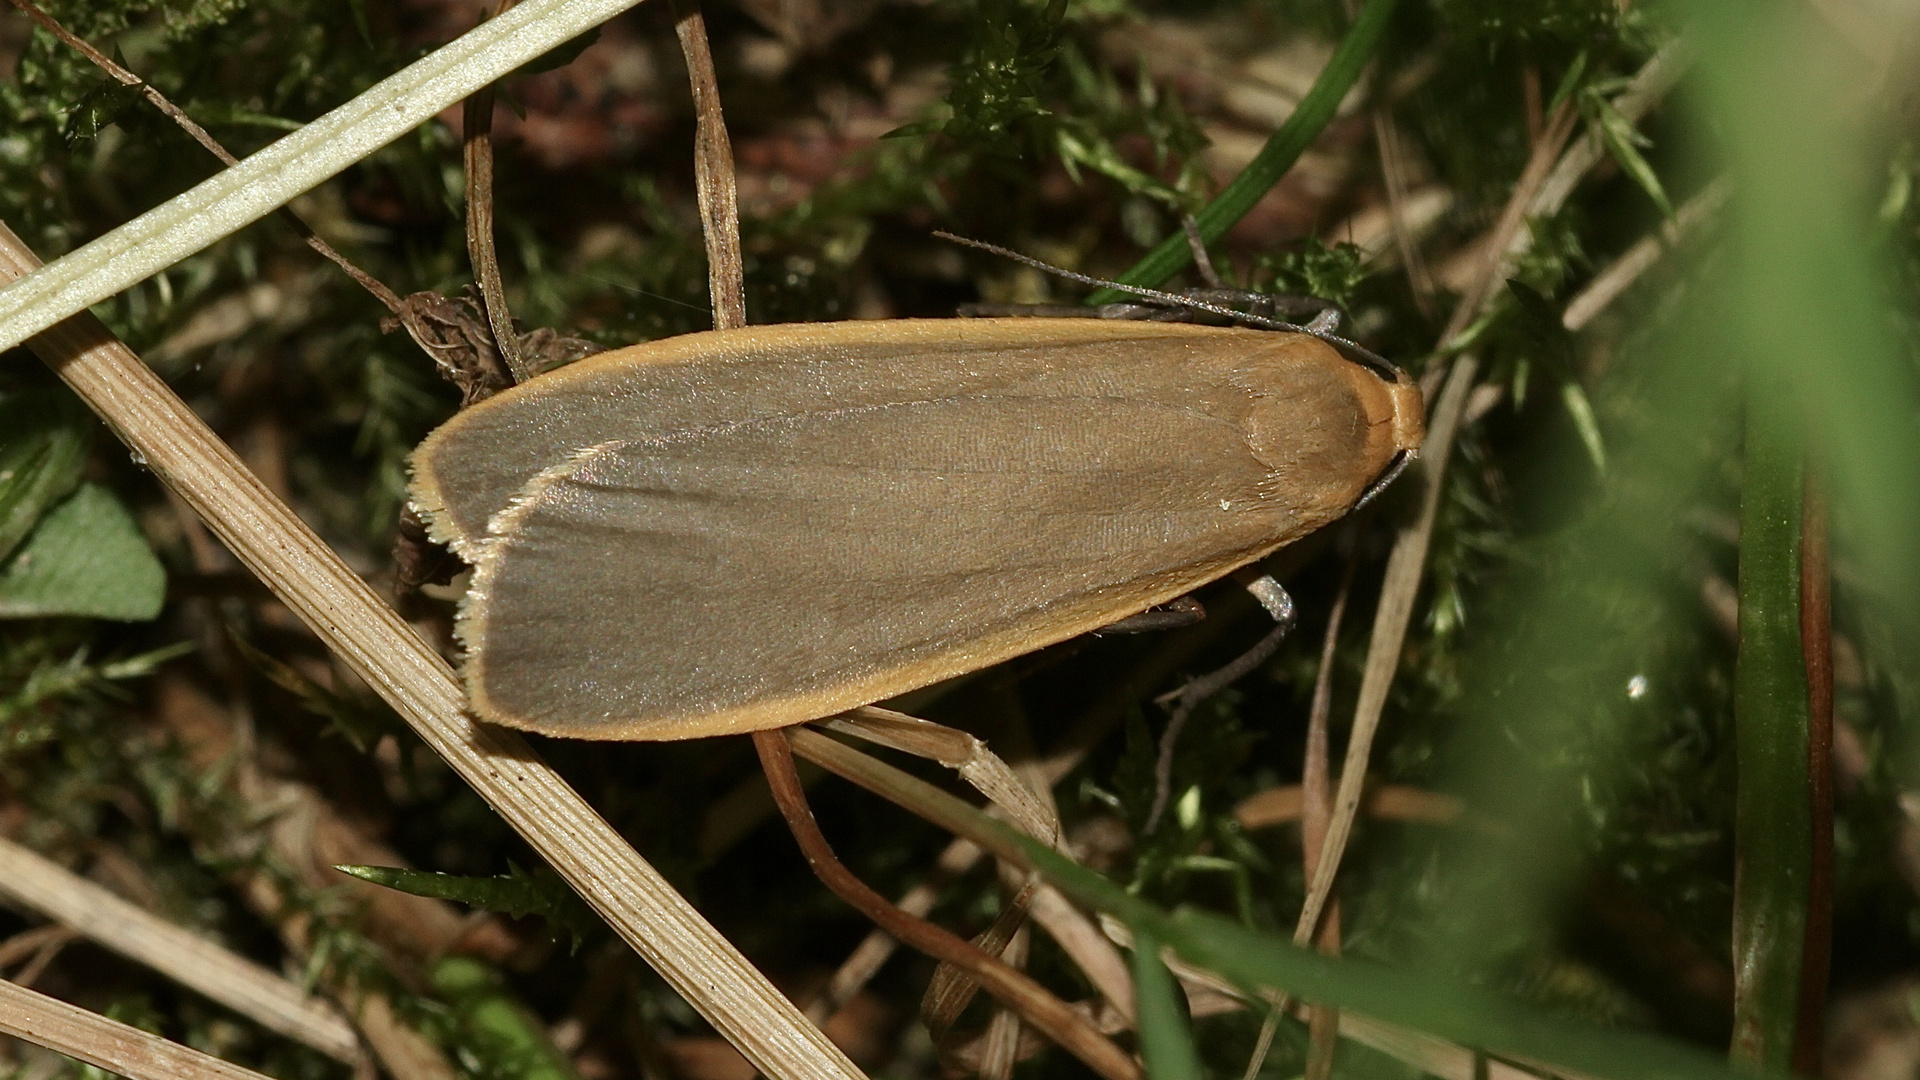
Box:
[1386,371,1425,456]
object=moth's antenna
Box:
[933,231,1408,382]
[931,231,1311,334]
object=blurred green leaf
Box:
[0,388,92,562]
[431,956,582,1080]
[1729,382,1809,1066]
[1548,49,1590,113]
[1588,93,1675,219]
[1129,924,1201,1080]
[0,484,164,621]
[1561,382,1607,474]
[336,862,598,952]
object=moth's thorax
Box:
[1234,334,1416,515]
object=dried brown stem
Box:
[792,728,1566,1080]
[0,836,363,1065]
[3,0,405,316]
[1234,784,1469,832]
[463,110,529,380]
[0,977,279,1080]
[752,730,1140,1080]
[805,835,984,1024]
[0,219,861,1080]
[1372,113,1436,314]
[673,0,747,330]
[461,0,528,381]
[819,707,1059,1038]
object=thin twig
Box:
[673,0,747,330]
[1438,97,1580,352]
[461,0,531,382]
[0,837,363,1064]
[0,977,278,1080]
[0,221,862,1080]
[4,0,405,316]
[753,731,1140,1080]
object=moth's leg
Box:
[1142,574,1297,834]
[1095,595,1206,635]
[956,301,1168,321]
[1176,287,1347,329]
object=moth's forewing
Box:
[412,318,1298,557]
[421,320,1408,740]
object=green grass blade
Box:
[1729,380,1811,1066]
[1129,923,1202,1080]
[1085,0,1397,302]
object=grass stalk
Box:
[1729,382,1809,1068]
[1086,0,1397,301]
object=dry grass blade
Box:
[0,221,862,1080]
[0,837,363,1065]
[1299,564,1352,1080]
[822,707,1059,844]
[809,620,1237,1025]
[1294,356,1477,944]
[815,708,1141,1034]
[0,977,282,1080]
[673,0,747,330]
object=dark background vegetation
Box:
[0,1,1914,1079]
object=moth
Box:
[410,314,1424,740]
